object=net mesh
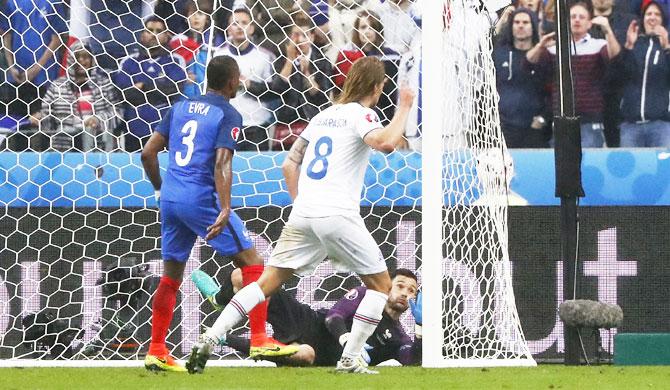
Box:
[0,0,531,366]
[0,0,422,361]
[438,0,533,363]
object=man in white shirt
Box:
[371,0,421,54]
[187,57,415,375]
[215,7,276,151]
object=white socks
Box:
[204,282,266,342]
[342,289,388,360]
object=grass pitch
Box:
[2,366,670,390]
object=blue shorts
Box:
[160,200,253,262]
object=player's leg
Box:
[188,216,323,373]
[214,210,298,355]
[317,215,389,374]
[145,202,196,373]
[225,336,316,366]
[193,269,319,366]
[188,266,295,373]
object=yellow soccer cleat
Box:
[249,338,300,360]
[144,354,187,373]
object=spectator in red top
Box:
[527,1,622,147]
[333,10,400,125]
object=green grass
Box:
[2,366,670,390]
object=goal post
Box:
[420,0,536,367]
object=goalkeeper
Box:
[192,268,422,366]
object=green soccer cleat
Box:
[144,353,187,373]
[191,269,223,311]
[249,337,300,360]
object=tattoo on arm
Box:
[287,138,308,165]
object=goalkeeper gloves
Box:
[339,333,373,364]
[154,190,161,207]
[410,290,423,338]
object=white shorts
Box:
[268,214,387,276]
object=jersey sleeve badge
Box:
[231,127,241,142]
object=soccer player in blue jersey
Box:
[141,55,298,372]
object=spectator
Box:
[0,0,68,120]
[170,0,224,64]
[309,0,338,62]
[270,15,333,150]
[251,0,305,56]
[115,16,187,152]
[591,0,636,44]
[616,2,670,146]
[87,0,146,70]
[33,41,120,151]
[527,2,622,147]
[542,0,556,34]
[590,0,636,146]
[494,9,551,148]
[154,0,190,35]
[213,7,276,151]
[329,1,373,58]
[333,10,400,125]
[371,0,420,54]
[630,0,670,25]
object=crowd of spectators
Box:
[2,0,670,152]
[0,0,421,152]
[495,0,670,148]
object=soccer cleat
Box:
[249,337,300,360]
[186,335,216,374]
[191,270,223,311]
[144,354,187,373]
[335,356,379,374]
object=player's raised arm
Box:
[363,85,415,153]
[141,131,168,195]
[282,137,308,201]
[206,147,234,240]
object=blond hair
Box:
[337,57,386,104]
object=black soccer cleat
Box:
[186,336,215,374]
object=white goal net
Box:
[0,0,532,368]
[421,0,535,367]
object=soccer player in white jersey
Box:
[187,57,415,374]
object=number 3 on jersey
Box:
[176,120,198,166]
[306,136,333,180]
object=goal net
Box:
[0,0,533,368]
[420,0,535,367]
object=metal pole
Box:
[553,0,584,366]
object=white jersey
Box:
[291,103,383,217]
[213,44,275,126]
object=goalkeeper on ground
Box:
[191,268,423,366]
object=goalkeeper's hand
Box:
[410,291,423,339]
[410,290,422,325]
[339,333,373,364]
[154,190,161,207]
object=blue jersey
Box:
[1,0,68,86]
[156,92,242,205]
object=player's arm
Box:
[282,137,308,201]
[141,132,168,193]
[206,147,233,240]
[363,86,415,153]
